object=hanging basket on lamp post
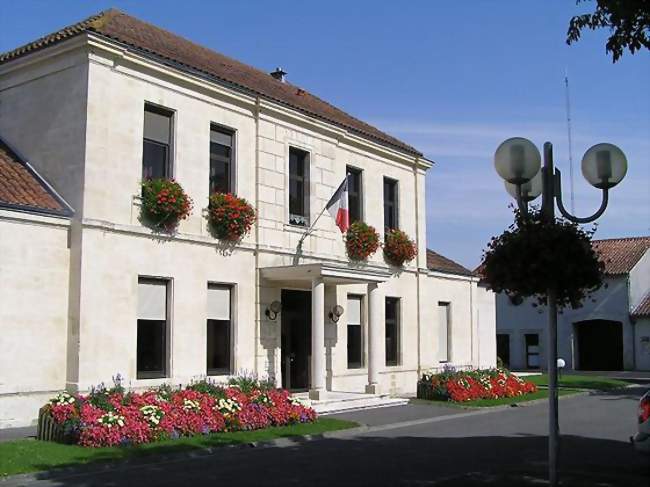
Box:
[480,207,604,309]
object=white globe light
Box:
[494,137,541,184]
[505,169,542,202]
[581,143,627,189]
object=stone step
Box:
[309,395,409,415]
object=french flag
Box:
[326,177,349,233]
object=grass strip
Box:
[0,418,357,477]
[525,374,629,391]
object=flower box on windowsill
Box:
[289,214,309,227]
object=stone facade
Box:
[0,29,495,428]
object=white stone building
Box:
[0,9,495,428]
[495,237,650,372]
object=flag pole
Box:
[296,176,347,249]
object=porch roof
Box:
[260,262,392,286]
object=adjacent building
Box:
[0,9,496,428]
[495,236,650,371]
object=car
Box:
[631,390,650,455]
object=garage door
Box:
[575,320,623,371]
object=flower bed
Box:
[417,368,537,402]
[38,377,316,448]
[345,222,380,261]
[140,178,193,231]
[383,229,417,267]
[206,193,256,241]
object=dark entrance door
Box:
[575,319,623,370]
[281,290,311,391]
[496,334,510,369]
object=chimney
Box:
[270,67,287,82]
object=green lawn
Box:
[411,388,580,409]
[525,374,629,391]
[0,418,357,477]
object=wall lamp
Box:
[329,305,344,323]
[265,301,282,321]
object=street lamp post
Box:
[494,138,627,487]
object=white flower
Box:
[98,411,125,428]
[182,399,201,412]
[49,392,76,406]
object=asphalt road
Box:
[5,386,649,487]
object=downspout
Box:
[254,96,261,377]
[413,159,422,375]
[469,279,475,367]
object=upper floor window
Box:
[210,126,234,194]
[347,166,363,224]
[383,177,398,230]
[143,104,173,180]
[289,147,310,226]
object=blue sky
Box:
[1,0,648,268]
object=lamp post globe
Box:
[494,137,541,184]
[505,169,543,202]
[581,143,627,189]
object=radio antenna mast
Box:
[564,71,576,213]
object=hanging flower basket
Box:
[345,222,380,261]
[140,178,193,232]
[206,193,256,241]
[480,208,604,308]
[383,229,417,267]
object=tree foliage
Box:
[481,208,604,308]
[567,0,650,62]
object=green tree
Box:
[567,0,650,62]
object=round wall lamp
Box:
[265,300,282,321]
[329,305,344,323]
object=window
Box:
[347,295,363,369]
[385,297,400,366]
[137,278,169,379]
[437,302,451,362]
[346,166,363,224]
[383,177,398,230]
[143,104,173,180]
[209,126,234,194]
[207,284,232,375]
[497,334,510,369]
[289,147,309,226]
[525,333,540,369]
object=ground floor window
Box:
[347,295,363,369]
[207,284,232,375]
[137,278,169,379]
[385,297,400,366]
[437,302,451,362]
[525,333,540,369]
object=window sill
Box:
[283,223,316,234]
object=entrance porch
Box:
[260,263,392,400]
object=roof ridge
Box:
[593,236,650,243]
[0,9,422,157]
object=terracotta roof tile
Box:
[0,138,70,215]
[632,293,650,318]
[592,236,650,275]
[0,9,422,158]
[427,249,475,277]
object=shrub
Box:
[383,229,417,267]
[140,178,193,231]
[345,222,380,261]
[206,193,256,241]
[40,378,316,448]
[417,367,537,402]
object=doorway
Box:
[575,319,623,370]
[496,334,510,369]
[281,290,311,391]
